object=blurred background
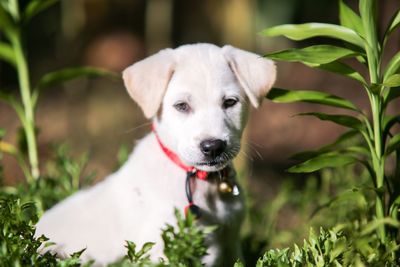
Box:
[1,0,399,261]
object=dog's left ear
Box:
[122,48,175,118]
[222,45,276,108]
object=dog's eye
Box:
[174,102,191,113]
[223,98,238,109]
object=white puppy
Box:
[35,43,276,266]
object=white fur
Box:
[35,43,276,266]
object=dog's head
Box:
[123,44,276,172]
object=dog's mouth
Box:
[195,152,235,171]
[179,142,241,171]
[195,161,228,172]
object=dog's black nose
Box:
[200,139,227,158]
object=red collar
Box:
[152,125,208,180]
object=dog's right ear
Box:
[122,48,175,118]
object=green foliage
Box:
[0,196,87,266]
[266,88,359,111]
[1,145,93,215]
[261,23,364,48]
[109,241,155,267]
[265,45,362,67]
[263,0,400,246]
[161,209,208,267]
[256,226,400,267]
[102,209,209,267]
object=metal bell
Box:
[218,181,233,194]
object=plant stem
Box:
[10,32,40,180]
[370,72,386,243]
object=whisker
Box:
[242,141,263,161]
[121,122,153,135]
[239,150,254,162]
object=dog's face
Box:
[123,44,276,172]
[160,49,246,171]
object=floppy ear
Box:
[222,45,276,108]
[122,48,175,118]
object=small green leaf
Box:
[266,88,359,111]
[361,217,400,236]
[234,260,245,267]
[389,196,400,218]
[0,128,5,139]
[339,0,364,37]
[140,242,155,255]
[297,112,364,131]
[35,67,119,90]
[0,92,27,129]
[0,140,18,156]
[34,64,99,108]
[23,0,59,22]
[385,9,400,37]
[0,42,16,66]
[386,133,400,156]
[288,153,357,173]
[383,50,400,80]
[291,130,359,161]
[318,61,367,84]
[384,87,400,104]
[265,45,360,66]
[383,115,400,137]
[383,74,400,87]
[261,23,365,48]
[0,4,17,40]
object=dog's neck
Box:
[152,125,237,218]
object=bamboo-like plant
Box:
[263,0,400,243]
[0,0,115,181]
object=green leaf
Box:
[0,140,18,156]
[359,0,377,46]
[339,0,364,37]
[384,87,400,104]
[318,61,366,84]
[361,217,400,236]
[0,42,15,66]
[385,9,400,37]
[291,130,359,161]
[359,0,380,85]
[234,260,245,267]
[383,115,400,137]
[266,88,359,111]
[288,153,357,173]
[35,67,119,90]
[261,23,365,48]
[384,51,400,81]
[265,45,361,67]
[0,128,5,139]
[383,74,400,87]
[23,0,59,22]
[0,3,17,40]
[386,133,400,156]
[139,242,155,256]
[297,112,364,131]
[0,92,27,129]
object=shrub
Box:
[257,0,400,265]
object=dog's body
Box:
[35,43,275,266]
